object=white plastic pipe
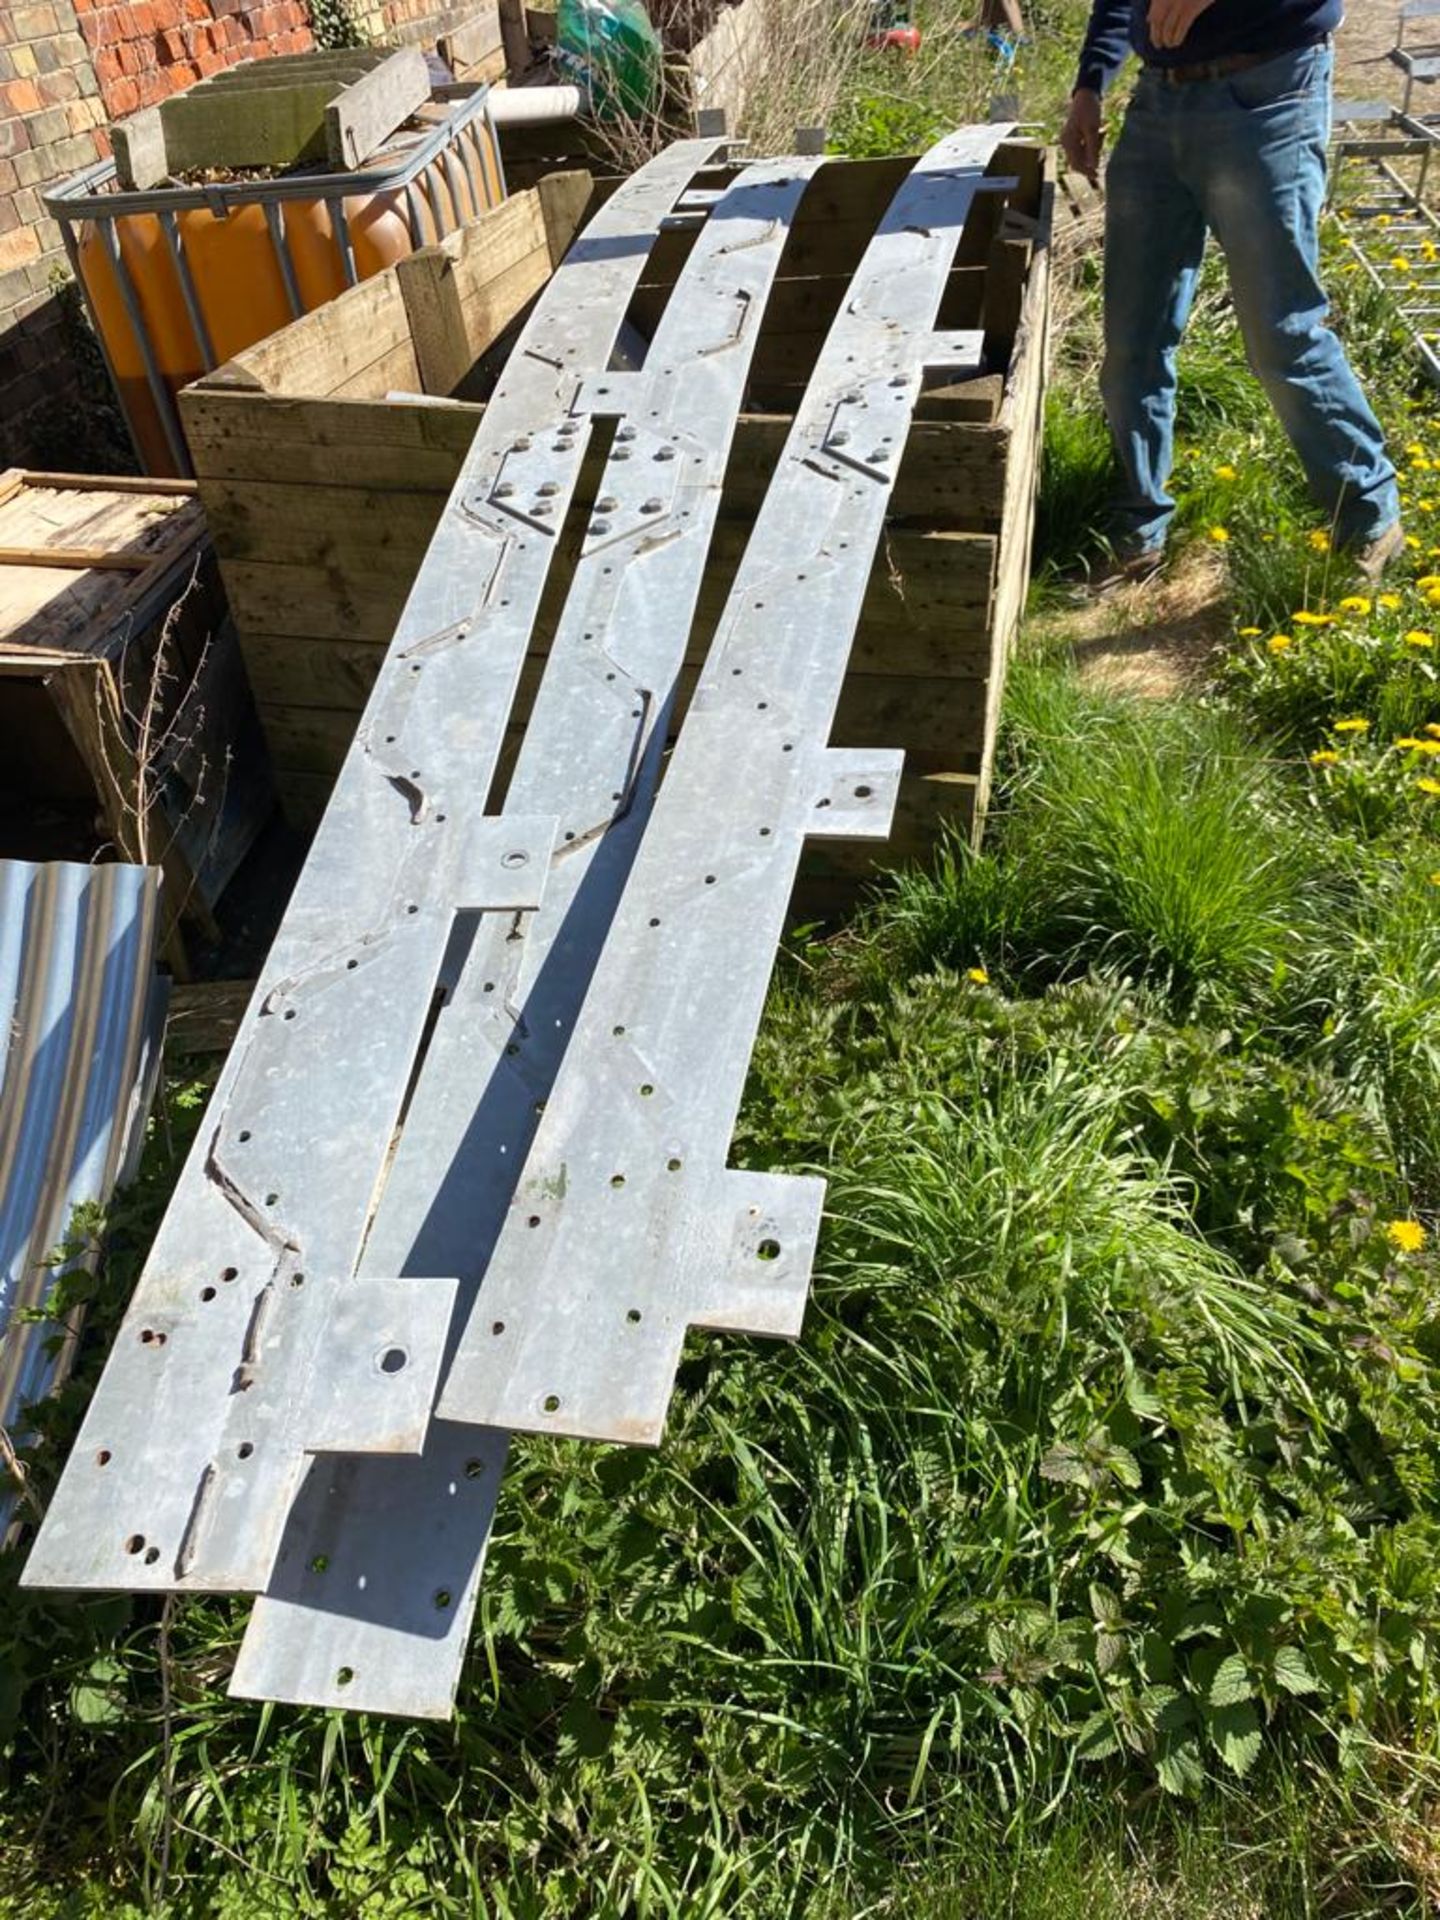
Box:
[489,84,585,125]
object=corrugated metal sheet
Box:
[0,859,165,1528]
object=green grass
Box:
[12,10,1440,1919]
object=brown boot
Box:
[1353,521,1406,584]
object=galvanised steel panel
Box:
[438,127,1010,1444]
[25,139,727,1602]
[0,860,163,1536]
[231,157,822,1717]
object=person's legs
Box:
[1195,43,1400,546]
[1100,74,1208,557]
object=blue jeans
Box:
[1101,42,1400,554]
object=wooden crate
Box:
[180,148,1051,908]
[0,470,274,965]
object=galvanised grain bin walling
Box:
[45,87,504,477]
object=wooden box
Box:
[180,148,1051,907]
[0,470,273,963]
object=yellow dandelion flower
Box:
[1333,717,1371,733]
[1209,525,1230,544]
[1377,213,1393,226]
[1308,530,1332,552]
[1392,255,1414,271]
[1387,1219,1427,1254]
[1238,626,1262,637]
[1339,595,1372,614]
[1292,610,1332,626]
[1415,458,1434,473]
[1214,464,1237,481]
[1415,575,1440,590]
[966,966,989,986]
[1420,777,1440,794]
[1425,587,1440,607]
[1268,634,1294,653]
[1380,593,1404,610]
[1407,630,1437,647]
[1430,871,1440,885]
[1408,535,1423,549]
[1426,723,1440,738]
[1408,444,1428,459]
[1425,240,1439,263]
[1310,749,1340,766]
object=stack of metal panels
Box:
[23,128,1012,1716]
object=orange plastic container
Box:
[53,94,503,475]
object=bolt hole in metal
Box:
[237,1130,251,1143]
[378,1346,408,1375]
[492,1320,506,1336]
[667,1157,682,1172]
[283,1009,296,1022]
[346,959,358,971]
[627,1309,642,1324]
[221,1265,238,1283]
[140,1328,166,1347]
[291,1272,305,1289]
[757,1239,782,1262]
[237,1441,254,1460]
[336,1667,355,1687]
[464,1458,485,1480]
[265,1191,279,1207]
[639,1083,654,1097]
[125,1534,145,1555]
[854,785,873,799]
[144,1546,160,1565]
[501,850,528,869]
[200,1285,216,1302]
[95,1448,111,1467]
[434,1589,452,1610]
[311,1554,329,1574]
[610,1173,626,1189]
[543,1394,561,1413]
[527,1214,541,1228]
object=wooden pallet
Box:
[0,471,273,969]
[182,150,1051,911]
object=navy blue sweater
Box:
[1075,0,1343,94]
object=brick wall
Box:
[0,0,109,468]
[78,0,314,119]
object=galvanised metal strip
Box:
[23,139,727,1603]
[230,156,822,1717]
[439,126,1011,1445]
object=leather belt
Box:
[1146,43,1313,87]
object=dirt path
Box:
[1336,0,1404,104]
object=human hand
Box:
[1147,0,1218,50]
[1061,88,1103,186]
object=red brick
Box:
[92,126,110,156]
[116,42,143,73]
[195,46,225,71]
[5,79,38,113]
[107,73,140,111]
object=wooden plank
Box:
[189,394,1006,527]
[230,270,418,400]
[536,168,596,265]
[182,389,484,491]
[437,8,504,76]
[166,978,256,1056]
[160,76,344,170]
[0,546,153,572]
[395,194,553,395]
[326,46,431,171]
